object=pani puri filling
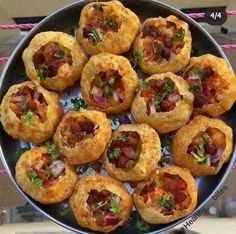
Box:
[27,153,65,187]
[141,78,182,115]
[33,42,73,80]
[90,69,125,107]
[86,189,121,226]
[82,3,120,44]
[185,65,228,108]
[142,21,185,62]
[10,85,48,124]
[140,173,191,216]
[187,128,226,166]
[107,131,142,169]
[60,116,99,148]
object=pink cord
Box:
[0,57,8,62]
[0,169,7,175]
[0,23,37,30]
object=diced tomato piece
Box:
[103,215,120,226]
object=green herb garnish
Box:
[20,99,27,111]
[94,77,104,87]
[45,166,54,177]
[172,28,185,41]
[133,50,144,67]
[59,207,71,217]
[117,135,129,142]
[128,211,150,232]
[140,80,149,90]
[159,194,175,210]
[125,160,135,169]
[21,111,34,126]
[46,142,61,162]
[38,64,49,82]
[54,49,65,59]
[110,198,121,214]
[153,42,164,55]
[103,19,118,29]
[104,90,113,99]
[18,147,29,158]
[201,133,210,144]
[27,171,43,186]
[192,67,203,77]
[155,175,163,187]
[96,201,107,209]
[109,148,122,160]
[70,98,88,111]
[191,144,208,165]
[88,28,102,43]
[93,3,104,12]
[189,84,200,93]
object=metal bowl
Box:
[0,0,235,233]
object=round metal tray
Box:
[0,0,235,233]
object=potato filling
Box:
[61,116,99,148]
[86,189,121,226]
[184,65,227,108]
[90,69,125,107]
[140,173,191,216]
[10,85,48,124]
[141,78,182,115]
[33,42,73,80]
[187,128,226,166]
[108,131,142,169]
[82,3,120,44]
[27,153,65,187]
[142,21,185,62]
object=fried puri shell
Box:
[184,54,236,117]
[77,1,140,55]
[133,166,197,224]
[53,110,112,165]
[103,123,161,181]
[15,146,77,204]
[81,53,139,114]
[173,115,233,176]
[133,15,192,75]
[0,81,63,144]
[22,31,87,91]
[69,174,133,233]
[131,72,194,133]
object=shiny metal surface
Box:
[0,0,235,233]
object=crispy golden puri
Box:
[133,166,197,224]
[22,31,87,91]
[53,110,111,165]
[133,15,192,75]
[103,123,161,181]
[15,146,77,204]
[0,81,63,144]
[77,1,140,55]
[184,54,236,117]
[131,72,194,133]
[81,53,139,114]
[69,174,133,233]
[173,115,233,176]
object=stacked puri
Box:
[0,1,236,233]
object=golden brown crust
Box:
[173,115,233,176]
[69,174,133,233]
[103,123,161,181]
[22,31,88,91]
[131,72,194,133]
[53,110,112,165]
[81,53,139,114]
[133,15,192,75]
[0,81,63,144]
[184,54,236,117]
[15,146,77,204]
[133,166,197,224]
[77,1,140,55]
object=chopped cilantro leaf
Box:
[38,64,49,82]
[54,49,65,59]
[94,76,104,87]
[189,84,200,93]
[27,171,43,186]
[117,135,129,142]
[155,175,163,187]
[133,50,144,67]
[45,166,54,177]
[153,42,164,55]
[172,28,185,41]
[201,133,210,144]
[140,80,149,90]
[110,198,121,214]
[103,19,118,29]
[27,171,37,179]
[159,194,175,210]
[192,67,203,77]
[20,99,27,111]
[46,142,61,162]
[59,207,71,217]
[21,111,34,126]
[93,3,104,12]
[191,144,208,165]
[104,90,113,99]
[125,160,135,169]
[88,28,102,43]
[70,98,88,111]
[97,201,107,209]
[33,178,43,186]
[128,211,150,232]
[109,148,121,160]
